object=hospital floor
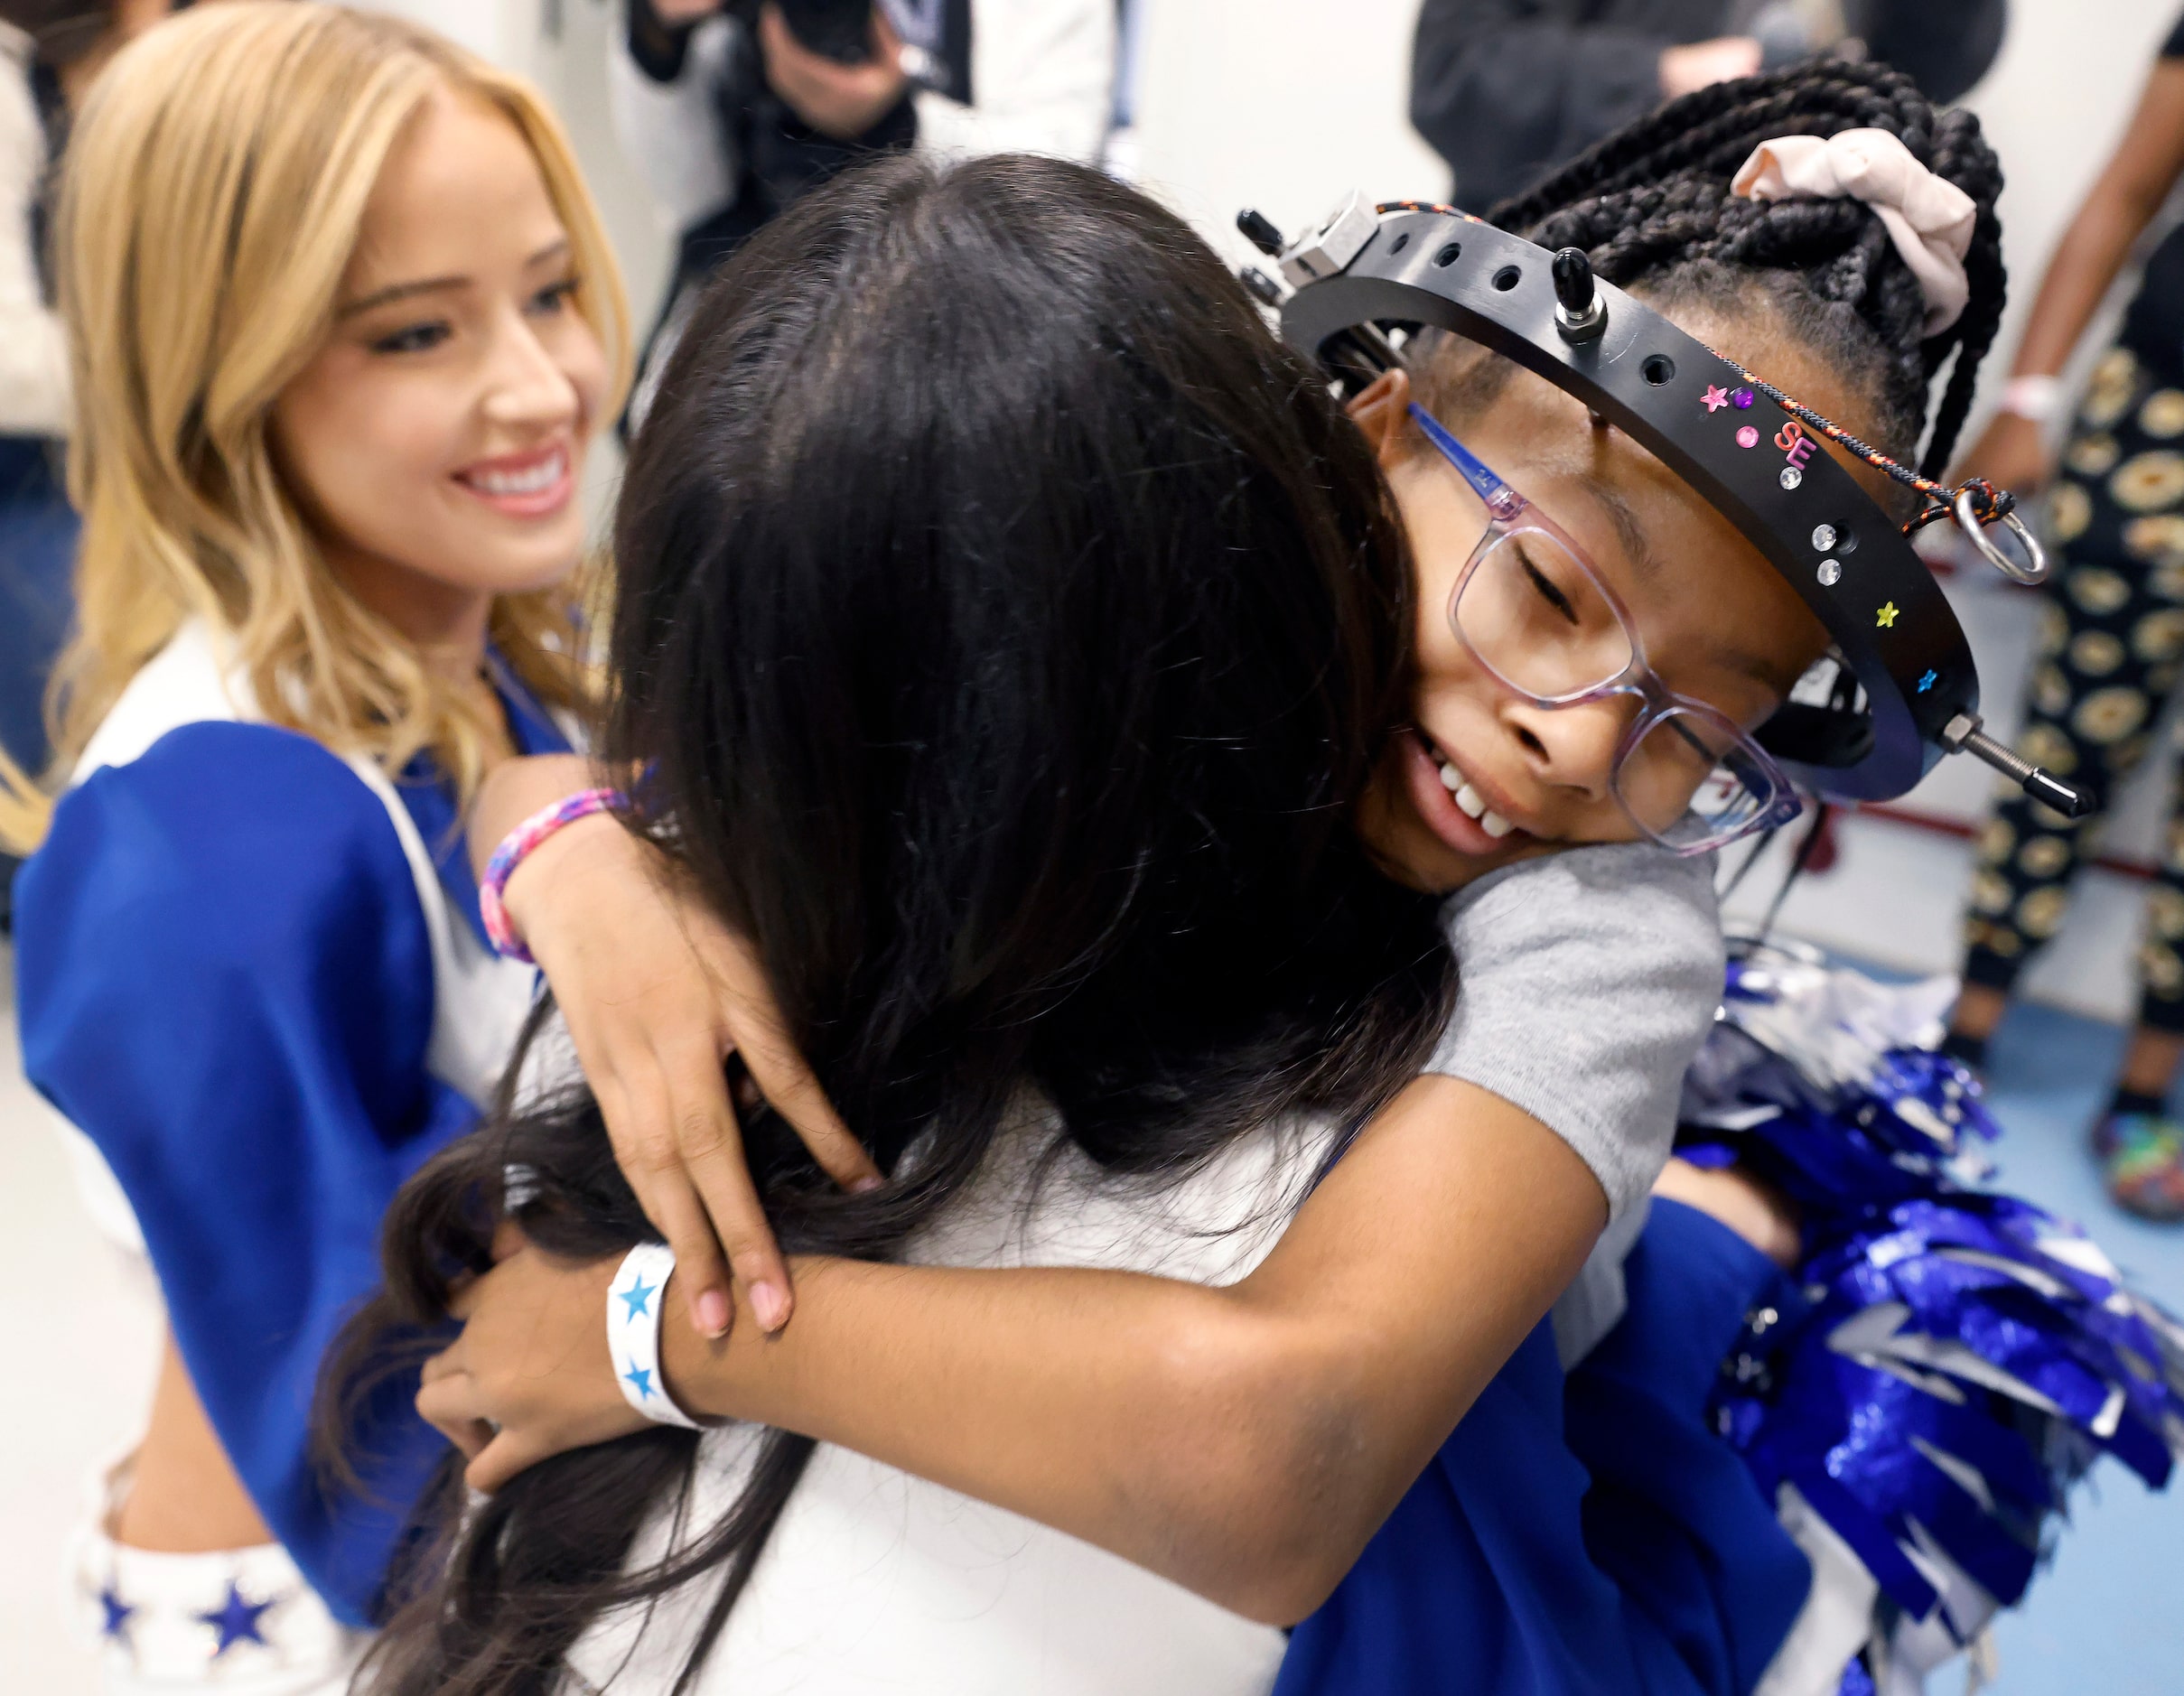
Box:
[1,955,2179,1693]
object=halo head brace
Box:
[1254,195,2089,818]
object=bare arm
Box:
[428,1075,1605,1626]
[2009,60,2184,381]
[1955,58,2184,489]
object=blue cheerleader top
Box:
[13,623,572,1626]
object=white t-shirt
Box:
[566,1109,1321,1695]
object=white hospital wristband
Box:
[606,1243,705,1430]
[2000,374,2064,423]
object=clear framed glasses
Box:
[1409,404,1805,855]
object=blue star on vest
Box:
[619,1272,658,1323]
[623,1361,656,1400]
[197,1580,275,1655]
[98,1582,135,1641]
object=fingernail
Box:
[695,1288,731,1338]
[850,1175,883,1194]
[751,1281,789,1333]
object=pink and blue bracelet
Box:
[479,787,627,963]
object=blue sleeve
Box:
[13,722,475,1626]
[1278,1206,1811,1696]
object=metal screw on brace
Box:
[1940,713,2093,817]
[1237,209,1285,257]
[1552,247,1607,343]
[1237,266,1284,308]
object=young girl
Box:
[363,65,2066,1696]
[4,5,627,1687]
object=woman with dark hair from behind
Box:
[347,151,1479,1694]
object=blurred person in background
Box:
[612,0,1112,424]
[1409,0,2006,212]
[0,1,170,927]
[1944,14,2184,1223]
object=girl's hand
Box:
[478,758,882,1345]
[1651,1156,1802,1269]
[415,1229,647,1493]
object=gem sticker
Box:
[1731,387,1755,409]
[1811,524,1838,551]
[1817,559,1842,586]
[1737,425,1759,448]
[1918,669,1938,693]
[1780,467,1803,490]
[1703,385,1730,413]
[1876,601,1899,629]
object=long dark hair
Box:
[337,154,1455,1694]
[1482,60,2005,477]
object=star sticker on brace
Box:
[1875,601,1899,629]
[623,1361,656,1400]
[618,1272,658,1322]
[1918,669,1938,694]
[1702,385,1730,412]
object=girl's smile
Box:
[1405,727,1529,855]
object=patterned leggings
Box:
[1963,344,2184,1033]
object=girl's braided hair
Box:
[1490,59,2004,480]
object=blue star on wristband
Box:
[609,1242,704,1429]
[619,1272,658,1322]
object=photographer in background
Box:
[612,0,1112,424]
[1409,0,2006,212]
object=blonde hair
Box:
[0,2,629,851]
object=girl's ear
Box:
[1344,368,1414,471]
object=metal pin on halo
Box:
[1552,247,1606,342]
[1940,713,2093,818]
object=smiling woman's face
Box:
[1355,328,1877,893]
[270,86,608,652]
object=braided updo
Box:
[1489,59,2004,480]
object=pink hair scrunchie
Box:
[1731,129,1977,337]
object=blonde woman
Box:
[2,6,627,1688]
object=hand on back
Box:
[416,1223,648,1493]
[1651,1156,1801,1268]
[495,797,880,1341]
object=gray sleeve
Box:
[1424,842,1725,1219]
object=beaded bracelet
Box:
[479,787,626,963]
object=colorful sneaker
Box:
[2092,1113,2184,1222]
